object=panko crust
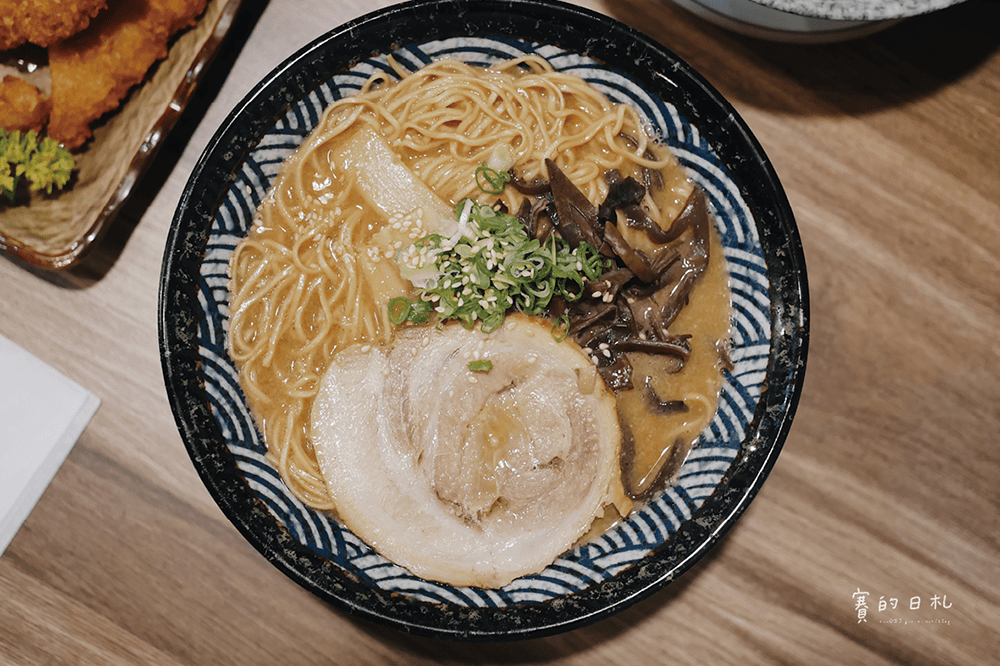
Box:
[47,0,207,148]
[0,0,108,50]
[0,74,51,132]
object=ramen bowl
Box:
[159,0,808,640]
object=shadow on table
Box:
[606,0,999,117]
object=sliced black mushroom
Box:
[510,172,551,197]
[516,197,556,242]
[545,159,603,250]
[644,377,689,416]
[597,173,646,223]
[612,335,691,361]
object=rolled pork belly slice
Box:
[310,314,627,588]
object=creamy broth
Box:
[615,227,730,497]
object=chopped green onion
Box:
[409,300,433,323]
[388,172,611,338]
[474,163,511,194]
[387,296,412,325]
[551,314,571,342]
[468,359,493,373]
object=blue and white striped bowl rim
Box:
[195,36,770,607]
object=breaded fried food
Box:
[0,74,51,132]
[46,0,207,148]
[0,0,108,50]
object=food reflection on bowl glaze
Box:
[226,56,732,587]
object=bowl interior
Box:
[159,0,807,640]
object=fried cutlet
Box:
[0,0,108,50]
[46,0,206,148]
[0,74,50,132]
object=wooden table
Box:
[2,0,997,663]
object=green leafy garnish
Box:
[468,359,493,373]
[392,195,610,333]
[0,129,74,201]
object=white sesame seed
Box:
[468,376,478,384]
[361,345,371,353]
[602,349,611,358]
[592,291,602,298]
[599,343,609,350]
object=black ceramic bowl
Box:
[159,0,808,640]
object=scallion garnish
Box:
[551,314,571,342]
[389,193,610,335]
[468,359,493,373]
[388,296,412,325]
[474,163,511,194]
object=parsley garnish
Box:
[0,129,74,201]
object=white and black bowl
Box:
[667,0,968,43]
[159,0,808,640]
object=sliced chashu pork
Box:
[310,314,628,588]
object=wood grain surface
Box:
[1,1,997,664]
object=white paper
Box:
[0,334,100,556]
